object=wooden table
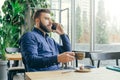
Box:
[25,68,120,80]
[6,53,22,60]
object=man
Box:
[19,9,75,72]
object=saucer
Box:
[75,68,91,73]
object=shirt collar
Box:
[32,27,49,37]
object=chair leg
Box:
[7,60,10,68]
[97,60,100,68]
[24,72,25,80]
[89,55,94,66]
[76,59,78,67]
[91,60,94,66]
[8,71,14,80]
[116,59,119,66]
[12,60,19,67]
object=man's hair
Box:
[33,9,51,21]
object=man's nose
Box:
[49,19,53,24]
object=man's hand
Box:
[57,52,75,63]
[52,23,65,35]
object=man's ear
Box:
[35,18,40,25]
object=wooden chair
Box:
[5,47,20,67]
[5,47,25,80]
[90,52,120,68]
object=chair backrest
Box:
[90,52,120,67]
[5,47,21,67]
[5,47,28,71]
[91,52,120,60]
[5,47,20,53]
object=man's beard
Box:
[39,20,50,33]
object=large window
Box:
[74,0,90,51]
[95,0,120,51]
[73,0,120,52]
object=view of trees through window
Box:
[74,0,90,51]
[75,0,90,44]
[96,0,108,44]
[96,0,120,44]
[75,0,120,51]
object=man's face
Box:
[39,12,52,33]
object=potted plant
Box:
[0,12,21,80]
[0,12,8,80]
[0,0,24,60]
[0,0,25,80]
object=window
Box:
[73,0,120,52]
[50,0,71,43]
[74,0,90,51]
[95,0,120,51]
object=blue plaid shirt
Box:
[19,27,71,72]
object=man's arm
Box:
[55,34,71,53]
[52,23,71,52]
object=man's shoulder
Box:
[21,30,42,40]
[19,31,39,44]
[20,31,36,39]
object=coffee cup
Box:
[74,51,85,60]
